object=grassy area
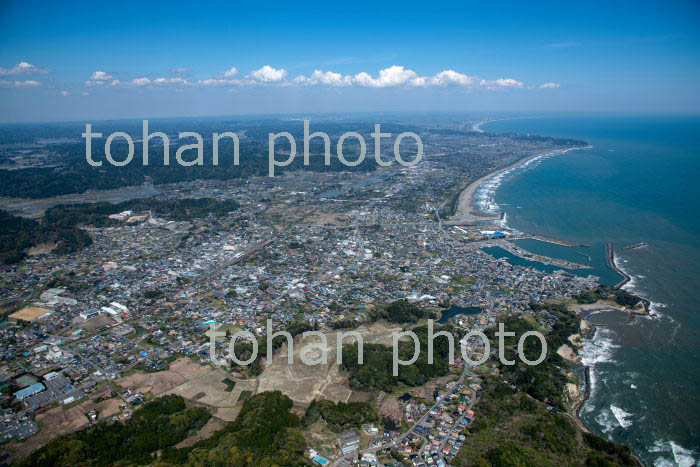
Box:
[221,378,236,392]
[457,377,637,466]
[217,323,243,336]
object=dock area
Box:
[481,239,591,270]
[525,234,589,247]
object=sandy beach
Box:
[451,146,588,222]
[471,120,487,133]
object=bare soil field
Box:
[163,367,255,420]
[302,419,340,455]
[5,405,89,462]
[379,394,403,426]
[115,357,209,395]
[265,205,348,227]
[409,374,458,401]
[257,332,345,406]
[257,323,401,407]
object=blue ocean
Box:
[483,115,700,466]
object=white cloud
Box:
[221,67,238,78]
[85,71,115,86]
[0,61,49,76]
[0,79,41,88]
[353,65,420,87]
[153,77,188,85]
[539,82,560,89]
[60,90,70,96]
[131,77,151,86]
[81,91,90,96]
[197,78,251,87]
[251,65,288,82]
[74,65,534,92]
[480,78,525,89]
[90,71,112,81]
[316,66,479,89]
[294,69,352,87]
[430,70,477,86]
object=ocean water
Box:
[482,115,700,466]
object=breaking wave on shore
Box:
[472,147,585,222]
[579,327,620,416]
[615,252,672,321]
[650,440,698,467]
[614,252,682,339]
[610,404,634,429]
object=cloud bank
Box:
[76,65,557,92]
[0,62,49,76]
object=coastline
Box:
[606,243,631,288]
[460,116,692,467]
[451,145,589,222]
[573,320,647,467]
[471,120,487,133]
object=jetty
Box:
[529,234,589,247]
[622,242,647,251]
[606,243,631,287]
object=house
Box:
[339,431,360,455]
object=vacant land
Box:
[257,323,401,407]
[8,306,51,322]
[115,357,209,395]
[162,367,255,421]
[5,405,88,462]
[117,357,255,422]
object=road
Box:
[329,335,484,466]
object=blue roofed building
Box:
[14,383,45,400]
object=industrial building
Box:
[13,383,45,400]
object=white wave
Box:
[616,252,671,321]
[471,146,589,224]
[471,120,486,133]
[650,440,669,453]
[630,384,637,389]
[610,405,634,429]
[594,410,616,434]
[580,327,619,366]
[579,328,620,415]
[654,459,674,467]
[648,301,669,317]
[671,442,698,467]
[650,440,698,467]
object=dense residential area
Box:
[1,118,639,465]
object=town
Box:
[0,119,619,465]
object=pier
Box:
[528,234,589,247]
[488,239,591,270]
[574,250,592,262]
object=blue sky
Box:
[0,0,699,121]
